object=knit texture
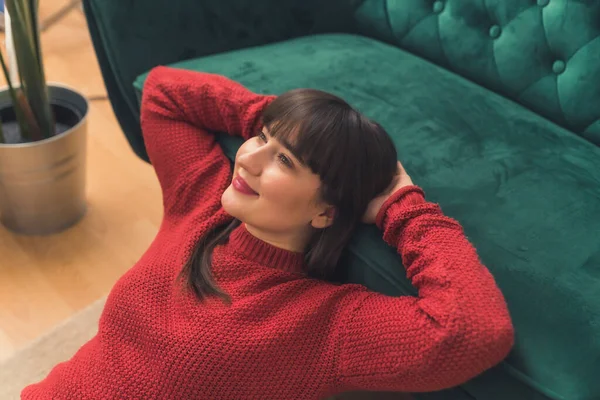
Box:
[21,66,514,399]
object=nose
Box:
[237,145,268,176]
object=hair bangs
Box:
[262,89,356,187]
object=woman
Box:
[22,66,514,399]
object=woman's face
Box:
[221,127,333,240]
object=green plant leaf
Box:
[30,0,43,75]
[29,0,53,132]
[0,47,31,141]
[9,15,44,139]
[6,0,54,140]
[16,89,43,141]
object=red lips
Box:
[232,176,258,196]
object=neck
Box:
[244,223,312,253]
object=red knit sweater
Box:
[22,67,514,400]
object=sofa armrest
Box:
[83,0,361,161]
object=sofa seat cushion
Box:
[134,34,600,400]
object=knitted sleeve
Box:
[337,186,515,393]
[140,66,275,218]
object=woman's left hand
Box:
[362,161,413,224]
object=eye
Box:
[278,153,293,168]
[258,131,268,143]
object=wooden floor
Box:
[0,1,163,361]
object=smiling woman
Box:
[192,87,398,303]
[22,66,514,400]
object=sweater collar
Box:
[227,224,306,274]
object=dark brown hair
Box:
[178,89,398,304]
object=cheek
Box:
[221,142,253,216]
[261,170,320,213]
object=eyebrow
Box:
[262,129,305,164]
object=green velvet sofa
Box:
[82,1,600,399]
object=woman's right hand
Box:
[362,161,414,224]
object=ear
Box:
[311,207,336,229]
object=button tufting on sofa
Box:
[432,1,444,14]
[552,59,566,74]
[489,25,501,39]
[364,0,600,145]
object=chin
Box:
[221,185,245,221]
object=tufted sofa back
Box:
[355,0,600,146]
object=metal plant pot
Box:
[0,84,89,235]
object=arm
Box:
[140,66,275,217]
[337,186,515,393]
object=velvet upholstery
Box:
[133,34,600,400]
[354,0,600,146]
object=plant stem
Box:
[30,0,54,135]
[0,47,31,141]
[16,89,42,141]
[31,0,44,73]
[6,0,53,140]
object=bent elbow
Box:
[382,318,515,393]
[469,314,516,374]
[445,315,515,388]
[491,317,515,363]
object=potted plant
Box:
[0,0,89,235]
